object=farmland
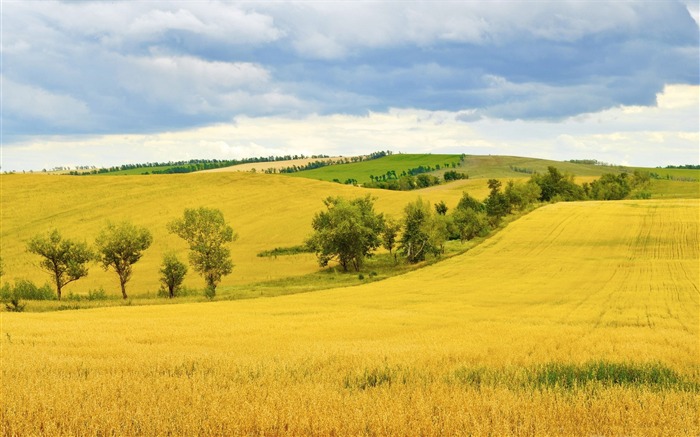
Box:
[1,154,699,435]
[2,198,698,435]
[286,153,463,184]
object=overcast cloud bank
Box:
[2,1,698,170]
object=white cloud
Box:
[2,77,92,128]
[4,85,697,172]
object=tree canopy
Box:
[27,229,93,300]
[399,198,446,263]
[95,221,153,299]
[168,207,236,297]
[306,195,385,272]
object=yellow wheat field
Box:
[2,198,698,435]
[0,173,472,296]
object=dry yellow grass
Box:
[200,156,340,173]
[2,198,698,435]
[0,173,468,296]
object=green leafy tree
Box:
[399,198,445,263]
[381,216,402,262]
[95,222,153,299]
[159,253,188,298]
[452,204,490,242]
[306,195,385,272]
[484,179,510,225]
[531,166,584,202]
[168,207,236,298]
[27,229,93,300]
[434,201,448,215]
[588,173,632,200]
[456,192,485,212]
[504,180,541,211]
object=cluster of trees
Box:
[305,180,540,271]
[306,166,654,272]
[567,159,620,167]
[663,164,700,170]
[363,165,465,191]
[19,207,236,301]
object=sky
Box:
[2,1,699,171]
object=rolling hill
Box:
[3,198,698,435]
[2,154,698,300]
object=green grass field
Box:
[286,153,463,184]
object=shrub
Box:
[5,298,26,312]
[9,279,54,300]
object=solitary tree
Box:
[168,207,236,298]
[95,222,153,299]
[27,229,93,300]
[306,195,385,272]
[159,253,188,298]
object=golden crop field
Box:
[2,198,698,435]
[0,173,471,297]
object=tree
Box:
[306,195,385,272]
[434,201,448,215]
[159,253,188,298]
[484,179,510,225]
[588,173,631,200]
[381,216,402,262]
[504,180,541,211]
[531,166,584,202]
[27,229,93,300]
[168,207,236,298]
[399,198,445,263]
[452,193,490,243]
[95,222,153,299]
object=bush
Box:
[67,287,110,301]
[5,298,26,312]
[157,285,199,298]
[3,279,55,300]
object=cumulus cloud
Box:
[2,76,93,130]
[2,1,698,168]
[4,85,697,172]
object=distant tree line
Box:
[362,159,467,191]
[648,172,699,182]
[67,155,332,175]
[662,164,700,170]
[567,159,621,167]
[275,151,392,175]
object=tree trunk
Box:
[120,279,128,299]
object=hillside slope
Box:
[0,172,471,295]
[3,198,698,435]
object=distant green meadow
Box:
[285,154,463,184]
